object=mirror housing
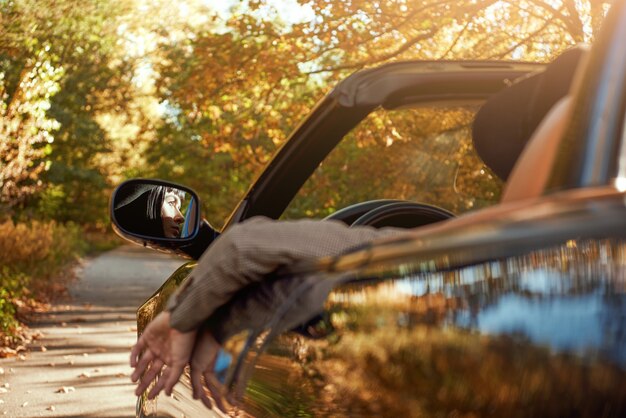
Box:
[110,179,218,258]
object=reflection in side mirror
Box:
[111,179,200,241]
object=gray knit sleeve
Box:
[167,216,401,332]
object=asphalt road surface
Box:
[0,245,185,417]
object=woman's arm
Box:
[167,216,401,332]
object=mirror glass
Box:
[112,181,199,240]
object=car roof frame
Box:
[223,60,545,228]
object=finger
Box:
[192,371,213,410]
[198,386,214,410]
[130,338,146,367]
[140,358,165,386]
[190,367,212,408]
[131,349,154,382]
[147,367,169,399]
[190,366,202,400]
[191,363,215,404]
[135,358,164,396]
[204,370,225,411]
[163,364,185,397]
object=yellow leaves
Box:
[0,56,63,207]
[207,105,222,120]
[222,103,238,112]
[243,119,256,131]
[267,128,284,145]
[0,220,54,265]
[214,142,232,153]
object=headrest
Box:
[472,47,586,180]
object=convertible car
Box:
[112,2,626,417]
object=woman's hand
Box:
[189,328,228,410]
[130,311,197,399]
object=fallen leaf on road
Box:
[3,383,9,388]
[21,402,28,407]
[48,363,55,367]
[37,346,47,352]
[0,348,16,358]
[46,406,55,411]
[78,372,90,378]
[55,386,75,394]
[115,372,127,378]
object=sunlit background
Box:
[0,0,613,341]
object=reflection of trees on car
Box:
[240,240,626,418]
[286,324,626,418]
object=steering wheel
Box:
[324,199,454,228]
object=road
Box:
[0,245,185,417]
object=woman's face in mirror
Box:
[161,190,184,238]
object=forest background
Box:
[0,0,610,345]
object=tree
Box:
[0,0,137,223]
[298,0,609,74]
[0,0,612,225]
[0,49,62,210]
[149,0,609,221]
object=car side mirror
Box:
[111,179,201,243]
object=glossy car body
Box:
[132,2,626,417]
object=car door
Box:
[143,2,626,416]
[219,190,626,417]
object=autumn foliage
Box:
[0,1,612,339]
[0,220,81,344]
[0,219,120,344]
[1,0,610,221]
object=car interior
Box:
[322,47,588,231]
